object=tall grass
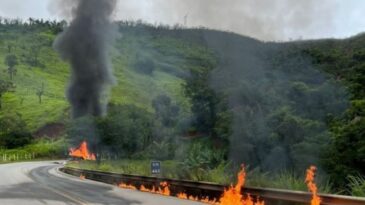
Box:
[67,160,168,177]
[347,175,365,197]
[246,169,333,193]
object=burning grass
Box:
[115,165,323,205]
[66,155,329,205]
[66,160,333,194]
[117,165,264,205]
[219,165,264,205]
[305,166,321,205]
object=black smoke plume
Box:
[54,0,117,118]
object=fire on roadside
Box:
[219,165,264,205]
[69,140,96,160]
[117,165,323,205]
[118,165,264,205]
[122,182,171,196]
[305,166,321,205]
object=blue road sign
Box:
[151,161,161,174]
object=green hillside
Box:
[0,22,210,130]
[0,20,364,193]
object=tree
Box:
[97,105,153,157]
[7,44,13,53]
[266,107,326,172]
[152,95,180,127]
[0,80,14,109]
[36,82,45,104]
[29,43,41,66]
[6,37,18,53]
[4,54,18,80]
[25,35,45,67]
[0,113,32,149]
[19,88,30,105]
[324,100,365,187]
[134,57,155,75]
[305,45,365,190]
[184,65,231,142]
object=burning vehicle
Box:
[69,140,96,161]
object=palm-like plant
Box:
[181,142,225,181]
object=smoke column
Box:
[54,0,117,118]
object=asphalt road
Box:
[0,161,204,205]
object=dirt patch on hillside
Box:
[34,123,65,138]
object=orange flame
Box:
[177,192,188,199]
[117,165,322,205]
[158,181,171,196]
[69,141,96,160]
[119,183,137,190]
[305,166,321,205]
[219,165,264,205]
[117,165,263,205]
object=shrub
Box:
[180,141,225,181]
[134,58,155,75]
[97,104,153,157]
[0,113,32,149]
[1,131,32,149]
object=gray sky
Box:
[0,0,364,41]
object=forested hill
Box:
[0,20,364,188]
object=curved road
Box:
[0,161,203,205]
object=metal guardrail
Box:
[60,167,365,205]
